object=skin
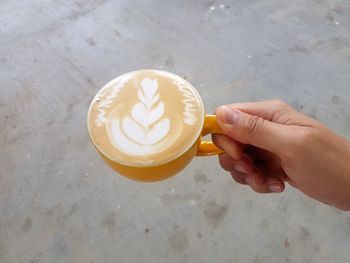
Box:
[212,100,350,211]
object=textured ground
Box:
[1,1,350,262]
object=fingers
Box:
[248,161,285,193]
[218,152,254,174]
[219,153,264,186]
[212,134,244,160]
[230,170,248,185]
[216,105,293,156]
[217,100,321,131]
[248,175,285,193]
[222,100,294,123]
[218,153,285,194]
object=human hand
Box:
[213,100,350,211]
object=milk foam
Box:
[109,77,171,155]
[88,70,204,166]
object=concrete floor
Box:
[1,0,350,262]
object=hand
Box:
[213,100,350,211]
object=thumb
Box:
[216,105,292,154]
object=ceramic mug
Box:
[87,70,223,182]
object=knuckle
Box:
[230,171,248,185]
[246,115,265,137]
[218,155,228,169]
[230,171,243,180]
[251,186,265,194]
[219,153,235,172]
[268,100,294,122]
[270,99,287,108]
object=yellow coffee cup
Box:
[87,70,223,182]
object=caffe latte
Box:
[87,70,204,167]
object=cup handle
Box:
[196,115,224,156]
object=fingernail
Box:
[234,164,247,173]
[268,184,282,193]
[244,176,254,185]
[219,106,239,125]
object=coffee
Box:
[87,70,204,167]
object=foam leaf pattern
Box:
[146,119,170,145]
[122,78,170,146]
[122,116,145,144]
[141,79,158,99]
[131,103,147,126]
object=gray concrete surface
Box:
[1,0,350,262]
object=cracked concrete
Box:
[1,0,350,262]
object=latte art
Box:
[119,78,170,146]
[88,70,204,166]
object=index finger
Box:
[219,100,294,123]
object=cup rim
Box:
[87,69,205,167]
